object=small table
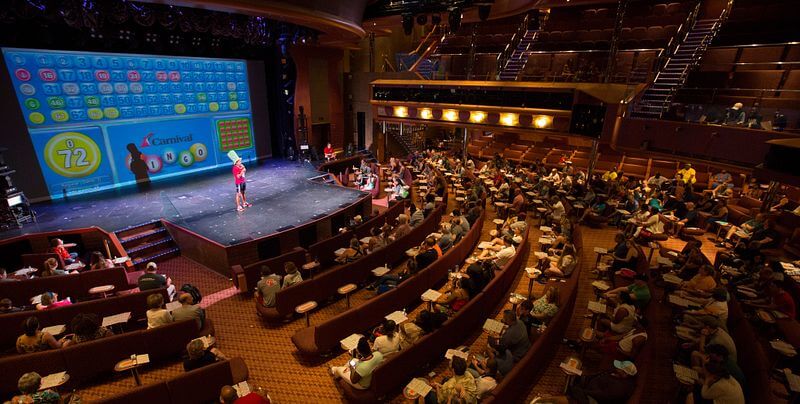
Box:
[88,284,115,298]
[38,372,69,391]
[509,293,525,311]
[371,266,390,277]
[115,354,150,386]
[302,261,320,279]
[296,301,318,326]
[337,284,357,308]
[559,356,583,393]
[421,289,442,311]
[525,267,542,298]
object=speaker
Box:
[402,13,414,35]
[570,104,606,138]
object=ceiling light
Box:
[394,106,408,117]
[443,109,459,121]
[419,108,433,119]
[500,113,518,126]
[533,115,553,128]
[470,111,486,123]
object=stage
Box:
[1,159,372,273]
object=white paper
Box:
[478,241,495,249]
[663,274,683,285]
[668,294,693,308]
[334,248,347,256]
[445,348,469,360]
[112,256,130,265]
[539,226,553,233]
[406,378,432,397]
[593,247,608,254]
[587,301,606,313]
[785,369,800,392]
[482,318,505,334]
[656,257,673,266]
[340,333,363,351]
[385,310,408,324]
[493,219,505,224]
[360,237,372,244]
[534,251,549,259]
[133,354,150,365]
[371,266,390,277]
[102,312,131,327]
[39,371,67,390]
[42,325,66,336]
[591,281,610,291]
[421,289,442,301]
[673,364,698,383]
[538,238,553,245]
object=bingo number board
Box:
[2,48,258,199]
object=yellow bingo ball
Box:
[103,107,120,119]
[229,101,239,110]
[174,104,186,114]
[189,143,208,162]
[50,110,69,123]
[208,102,219,112]
[43,132,102,178]
[87,108,104,120]
[29,112,45,124]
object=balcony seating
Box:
[0,266,133,305]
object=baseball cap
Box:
[146,262,158,270]
[613,360,638,376]
[227,150,241,163]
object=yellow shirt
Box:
[602,171,618,182]
[686,274,716,292]
[677,168,696,184]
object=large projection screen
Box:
[2,48,261,199]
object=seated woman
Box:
[16,317,64,354]
[366,227,385,253]
[609,234,639,272]
[146,293,174,329]
[680,265,717,298]
[11,372,62,404]
[398,317,424,350]
[336,237,366,264]
[62,313,113,347]
[372,319,401,355]
[437,223,454,252]
[435,278,471,315]
[88,251,114,270]
[545,244,577,277]
[633,206,665,241]
[36,292,72,311]
[39,258,73,277]
[530,287,560,325]
[183,338,229,371]
[614,319,648,359]
[596,293,637,336]
[389,175,409,201]
[281,262,303,288]
[359,173,377,192]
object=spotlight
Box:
[443,109,459,121]
[533,115,553,129]
[416,14,427,26]
[431,14,442,25]
[448,8,462,33]
[394,106,408,117]
[470,111,486,123]
[500,113,518,126]
[402,13,414,35]
[419,108,433,119]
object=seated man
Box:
[415,237,441,271]
[330,337,384,390]
[11,372,62,404]
[183,338,228,371]
[710,170,733,189]
[689,317,737,370]
[219,385,271,404]
[743,281,796,320]
[172,292,206,330]
[677,163,697,185]
[429,356,478,403]
[568,360,638,404]
[255,266,281,308]
[489,310,530,363]
[722,213,764,244]
[138,262,176,299]
[605,274,651,307]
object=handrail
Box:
[656,0,701,71]
[409,24,440,56]
[710,41,800,49]
[496,13,530,74]
[680,87,800,93]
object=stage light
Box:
[470,111,486,123]
[402,13,414,35]
[419,108,433,119]
[443,109,459,121]
[533,115,553,128]
[394,106,409,118]
[416,14,427,26]
[500,113,518,126]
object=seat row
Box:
[292,211,486,355]
[257,204,446,321]
[0,266,133,305]
[0,289,168,350]
[95,358,250,404]
[0,318,198,399]
[336,227,530,402]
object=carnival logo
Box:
[140,132,193,147]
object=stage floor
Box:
[4,160,367,245]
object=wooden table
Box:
[115,355,148,386]
[337,284,357,308]
[296,301,318,326]
[88,284,115,298]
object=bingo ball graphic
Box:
[144,154,163,173]
[178,150,195,167]
[189,143,208,162]
[162,148,178,165]
[43,131,102,178]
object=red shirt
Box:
[235,393,270,404]
[324,146,334,155]
[232,164,246,185]
[52,246,70,260]
[775,290,796,319]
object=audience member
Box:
[281,262,303,288]
[146,292,174,329]
[330,337,384,389]
[11,372,62,404]
[16,316,63,353]
[489,310,530,362]
[429,356,478,403]
[50,238,78,265]
[255,266,281,308]
[138,262,176,298]
[40,258,69,277]
[184,338,228,371]
[36,292,71,310]
[372,319,401,355]
[172,292,206,330]
[88,251,113,270]
[568,360,638,404]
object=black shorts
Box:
[235,182,246,193]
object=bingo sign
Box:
[2,48,256,198]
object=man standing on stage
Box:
[230,151,251,212]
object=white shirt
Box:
[551,201,565,220]
[372,334,401,355]
[495,245,516,267]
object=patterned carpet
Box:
[74,205,733,403]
